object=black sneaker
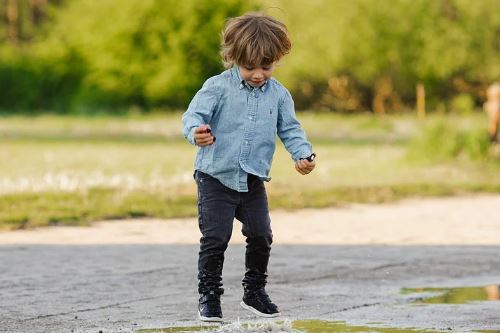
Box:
[240,288,280,318]
[198,292,223,322]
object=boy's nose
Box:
[254,72,264,79]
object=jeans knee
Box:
[247,234,273,250]
[200,235,231,253]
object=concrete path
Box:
[1,195,500,332]
[1,244,500,332]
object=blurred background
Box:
[0,0,499,229]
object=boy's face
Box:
[239,63,276,87]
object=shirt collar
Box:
[232,66,268,92]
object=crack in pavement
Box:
[316,301,382,316]
[316,294,431,317]
[21,294,170,321]
[277,262,407,284]
[371,262,409,271]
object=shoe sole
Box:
[198,312,223,322]
[240,301,280,318]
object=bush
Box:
[273,0,500,112]
[41,0,253,109]
[450,94,475,115]
[0,0,253,112]
[407,117,491,162]
[0,47,86,111]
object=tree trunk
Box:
[29,0,47,26]
[6,0,19,44]
[417,83,426,119]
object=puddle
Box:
[137,319,493,333]
[138,286,500,333]
[402,284,500,304]
[137,325,216,332]
[293,320,435,332]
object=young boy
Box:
[182,12,316,322]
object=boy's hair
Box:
[221,12,291,69]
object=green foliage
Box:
[2,0,500,112]
[1,113,499,229]
[0,0,61,44]
[41,0,253,109]
[450,93,475,115]
[407,117,492,162]
[0,46,86,110]
[0,0,253,111]
[0,188,197,230]
[268,0,500,111]
[4,182,500,230]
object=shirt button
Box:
[245,140,249,144]
[248,116,252,120]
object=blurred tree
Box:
[0,0,499,112]
[268,0,500,112]
[1,0,58,44]
[40,0,253,109]
[0,0,252,111]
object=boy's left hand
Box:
[295,158,316,175]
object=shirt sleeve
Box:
[181,77,220,145]
[277,88,313,161]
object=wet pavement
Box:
[1,244,500,332]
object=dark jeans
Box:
[194,170,273,295]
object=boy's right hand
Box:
[194,125,215,146]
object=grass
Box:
[0,111,499,230]
[407,115,493,162]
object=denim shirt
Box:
[182,66,312,192]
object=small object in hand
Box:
[203,127,216,143]
[301,153,316,162]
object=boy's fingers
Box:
[295,164,306,175]
[299,159,314,169]
[195,125,211,134]
[195,133,211,140]
[305,163,315,171]
[195,134,215,146]
[194,125,215,146]
[295,162,310,175]
[300,158,316,166]
[303,159,316,167]
[295,158,316,174]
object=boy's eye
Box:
[262,67,271,71]
[245,67,254,70]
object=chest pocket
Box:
[258,99,279,137]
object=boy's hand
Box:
[295,156,316,175]
[194,125,215,146]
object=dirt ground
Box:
[1,194,499,246]
[1,195,500,333]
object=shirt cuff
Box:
[293,149,313,162]
[187,127,197,146]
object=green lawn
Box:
[1,112,498,230]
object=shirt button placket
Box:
[240,89,258,174]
